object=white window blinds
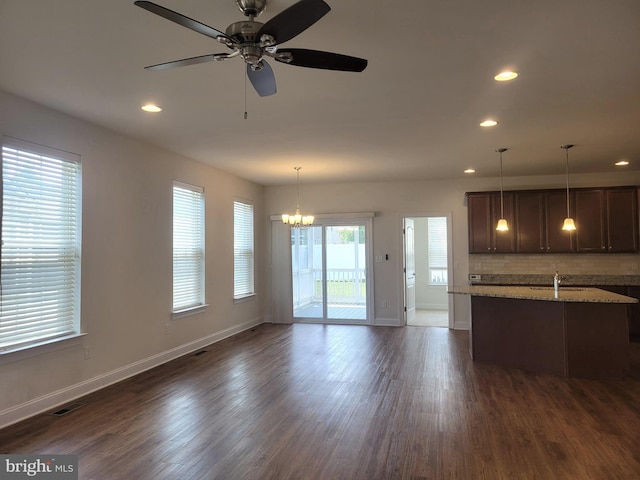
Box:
[427,217,448,285]
[1,138,81,352]
[173,182,205,311]
[234,199,254,299]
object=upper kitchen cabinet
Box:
[469,186,638,254]
[606,188,639,252]
[515,190,574,253]
[574,187,639,253]
[545,190,576,253]
[574,190,606,252]
[467,192,516,253]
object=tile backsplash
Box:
[470,254,640,276]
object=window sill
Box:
[172,304,209,320]
[233,293,256,304]
[0,333,87,366]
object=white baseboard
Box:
[374,317,401,327]
[415,303,448,310]
[453,320,470,330]
[0,317,264,430]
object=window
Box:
[1,138,81,352]
[427,217,448,285]
[233,199,254,299]
[173,182,204,312]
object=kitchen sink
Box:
[529,286,587,291]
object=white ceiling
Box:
[1,0,639,186]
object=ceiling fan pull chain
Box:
[244,64,248,119]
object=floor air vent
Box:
[50,402,86,417]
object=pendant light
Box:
[496,148,509,231]
[560,144,576,231]
[281,167,314,228]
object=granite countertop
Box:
[448,285,638,303]
[467,274,640,286]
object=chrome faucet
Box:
[553,271,561,293]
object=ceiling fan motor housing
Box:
[226,21,266,64]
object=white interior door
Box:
[404,218,416,324]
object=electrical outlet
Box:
[382,300,388,308]
[84,346,91,360]
[165,323,170,335]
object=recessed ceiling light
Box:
[480,119,498,127]
[615,160,629,166]
[494,71,518,81]
[464,168,476,174]
[141,104,162,113]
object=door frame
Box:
[399,212,455,327]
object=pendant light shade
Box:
[496,148,509,231]
[496,218,509,231]
[282,167,314,228]
[560,145,576,231]
[562,217,576,231]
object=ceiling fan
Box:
[134,0,368,97]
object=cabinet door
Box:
[468,193,492,253]
[627,286,640,340]
[516,191,545,253]
[606,188,639,252]
[491,193,516,253]
[574,189,606,252]
[545,191,575,252]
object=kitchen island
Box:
[449,285,638,378]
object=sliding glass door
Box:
[291,222,370,323]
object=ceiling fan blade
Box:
[275,49,368,72]
[247,61,277,97]
[257,0,330,45]
[145,53,228,71]
[134,1,235,43]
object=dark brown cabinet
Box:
[467,192,515,253]
[606,188,639,252]
[628,286,640,341]
[468,186,638,254]
[516,191,574,253]
[574,187,638,252]
[574,189,606,252]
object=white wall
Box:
[0,90,265,428]
[264,171,640,329]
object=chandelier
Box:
[281,167,314,228]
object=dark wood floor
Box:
[2,324,640,479]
